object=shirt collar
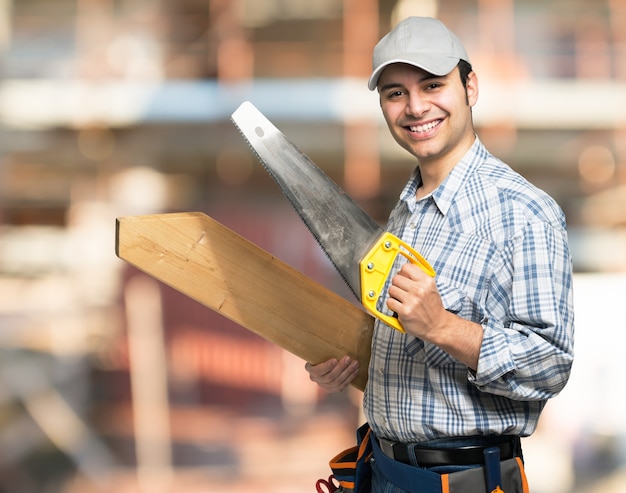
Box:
[399,137,487,216]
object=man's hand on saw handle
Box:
[305,356,360,393]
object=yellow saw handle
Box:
[360,232,435,333]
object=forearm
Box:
[427,311,483,371]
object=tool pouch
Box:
[441,457,529,493]
[329,424,529,493]
[368,430,529,493]
[328,423,373,493]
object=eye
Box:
[386,89,404,99]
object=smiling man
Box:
[306,17,575,493]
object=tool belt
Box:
[371,430,529,493]
[377,435,520,468]
[323,424,530,493]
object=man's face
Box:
[377,63,478,168]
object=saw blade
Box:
[231,101,384,301]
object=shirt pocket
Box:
[404,283,468,367]
[437,282,468,315]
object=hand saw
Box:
[231,101,435,333]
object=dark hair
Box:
[458,59,473,88]
[458,59,473,104]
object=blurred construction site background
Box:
[1,0,625,492]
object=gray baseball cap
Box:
[368,17,470,91]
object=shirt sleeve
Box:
[469,219,575,401]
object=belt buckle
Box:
[378,437,396,459]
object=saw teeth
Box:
[230,117,357,299]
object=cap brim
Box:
[367,56,460,90]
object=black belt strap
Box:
[377,436,520,467]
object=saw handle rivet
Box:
[367,290,376,299]
[366,262,374,271]
[384,240,392,250]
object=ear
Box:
[466,71,479,107]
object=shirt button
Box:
[409,222,417,229]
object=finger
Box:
[386,295,405,319]
[307,357,359,392]
[324,360,360,392]
[396,262,413,278]
[405,262,436,284]
[390,273,412,292]
[305,358,337,378]
[317,356,355,382]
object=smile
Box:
[408,119,442,134]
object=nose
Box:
[405,92,429,118]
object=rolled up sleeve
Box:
[470,220,575,400]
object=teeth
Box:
[409,120,440,133]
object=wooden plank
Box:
[116,212,373,391]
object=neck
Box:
[415,135,476,199]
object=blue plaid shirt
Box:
[364,138,574,443]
